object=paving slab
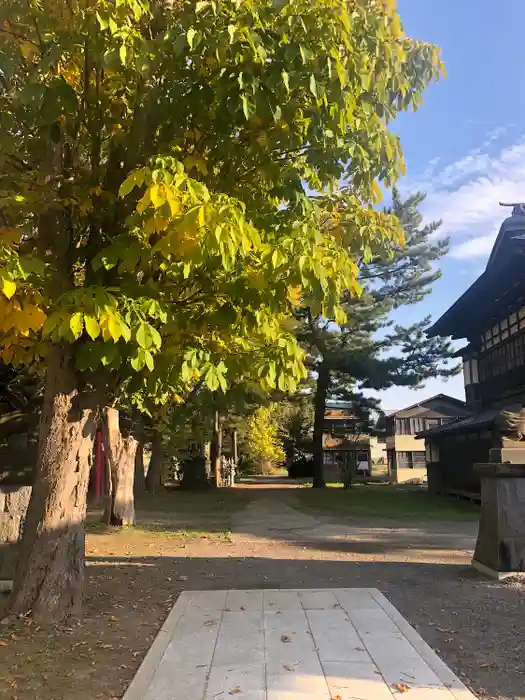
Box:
[123,588,477,700]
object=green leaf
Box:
[69,312,84,339]
[136,322,153,350]
[282,70,290,94]
[204,365,219,391]
[131,349,146,371]
[119,170,144,198]
[119,43,127,66]
[241,94,255,121]
[96,12,109,30]
[309,74,317,98]
[144,350,154,372]
[120,321,131,342]
[196,1,209,12]
[181,362,192,382]
[228,24,236,44]
[149,326,162,349]
[84,315,100,340]
[187,27,196,49]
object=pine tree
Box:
[299,189,460,488]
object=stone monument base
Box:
[471,558,525,581]
[472,462,525,578]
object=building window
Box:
[397,451,426,469]
[412,451,426,468]
[397,451,412,469]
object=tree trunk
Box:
[145,435,163,494]
[134,441,145,496]
[210,411,222,488]
[0,486,32,582]
[102,408,137,526]
[8,349,98,622]
[312,363,330,489]
[260,458,272,475]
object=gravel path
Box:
[1,489,524,700]
[227,492,525,700]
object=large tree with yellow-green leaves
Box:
[0,0,443,620]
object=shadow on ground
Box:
[2,552,524,700]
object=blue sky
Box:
[371,0,525,410]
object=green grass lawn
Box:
[134,486,254,514]
[86,487,254,540]
[295,483,480,522]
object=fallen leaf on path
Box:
[0,641,7,646]
[283,665,294,671]
[281,634,291,643]
[229,687,242,694]
[393,683,410,693]
[436,627,452,633]
[203,619,218,627]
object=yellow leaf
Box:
[84,315,100,340]
[99,313,111,341]
[286,286,302,307]
[2,278,16,299]
[107,314,122,342]
[149,184,166,209]
[165,188,181,217]
[70,312,84,339]
[136,189,151,214]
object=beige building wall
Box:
[386,435,425,452]
[386,435,427,483]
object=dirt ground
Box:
[0,484,524,700]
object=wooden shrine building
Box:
[419,205,525,498]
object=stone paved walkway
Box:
[123,588,476,700]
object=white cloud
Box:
[407,129,525,261]
[450,232,498,260]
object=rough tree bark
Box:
[102,408,137,526]
[145,434,163,494]
[312,363,330,489]
[0,486,32,583]
[8,349,98,622]
[134,441,145,496]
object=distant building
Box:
[419,209,525,497]
[322,404,387,480]
[382,395,470,483]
